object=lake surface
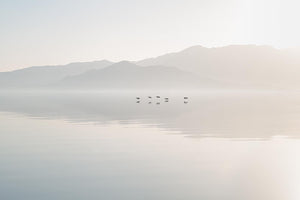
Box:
[1,91,300,200]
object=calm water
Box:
[1,91,300,200]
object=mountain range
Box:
[58,61,221,89]
[1,45,299,90]
[138,45,300,89]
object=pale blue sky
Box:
[1,0,299,71]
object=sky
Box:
[0,0,300,71]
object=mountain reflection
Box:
[0,91,299,139]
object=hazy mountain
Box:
[138,45,300,89]
[59,61,220,89]
[1,45,300,90]
[0,60,113,88]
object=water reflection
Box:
[1,91,300,200]
[0,91,299,139]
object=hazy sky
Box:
[1,0,299,71]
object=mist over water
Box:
[1,90,300,200]
[1,90,299,139]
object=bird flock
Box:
[136,96,188,104]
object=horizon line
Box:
[1,44,299,73]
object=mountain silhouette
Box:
[1,45,300,90]
[138,45,300,89]
[59,61,218,89]
[0,60,113,88]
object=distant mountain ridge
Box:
[138,45,300,89]
[0,45,300,90]
[0,60,113,88]
[58,61,218,89]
